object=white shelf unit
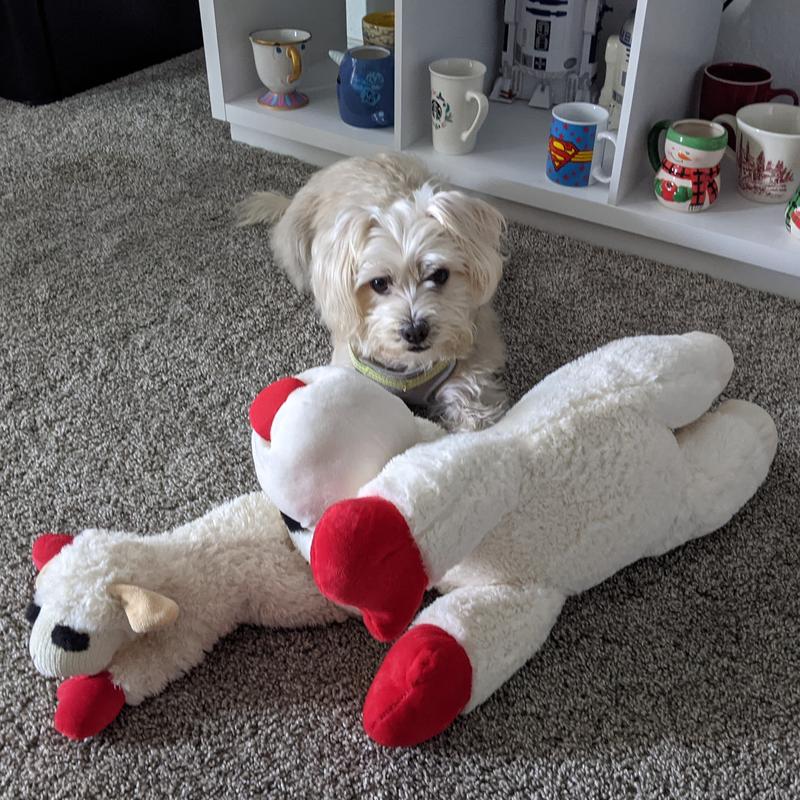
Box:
[200,0,800,288]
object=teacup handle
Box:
[712,113,738,159]
[286,45,302,83]
[647,120,671,170]
[592,130,618,184]
[462,90,489,143]
[768,87,799,105]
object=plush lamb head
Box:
[249,366,443,539]
[250,334,777,749]
[28,533,178,680]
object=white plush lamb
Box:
[250,332,777,747]
[27,495,346,739]
[28,333,776,747]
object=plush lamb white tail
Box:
[234,191,292,227]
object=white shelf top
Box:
[225,59,396,157]
[405,102,798,276]
[405,100,613,217]
[225,65,798,278]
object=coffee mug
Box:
[329,46,393,128]
[786,184,800,240]
[250,29,311,110]
[647,119,727,212]
[362,12,394,48]
[546,102,617,187]
[699,62,798,121]
[429,58,489,155]
[713,103,800,203]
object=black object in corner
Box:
[0,0,203,105]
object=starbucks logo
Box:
[431,90,452,130]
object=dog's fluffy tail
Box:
[234,191,292,227]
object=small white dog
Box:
[236,153,508,431]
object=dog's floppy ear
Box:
[108,583,179,633]
[426,190,506,305]
[311,207,374,339]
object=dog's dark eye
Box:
[370,277,390,294]
[429,268,449,286]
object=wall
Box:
[714,0,800,91]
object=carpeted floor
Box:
[2,50,799,799]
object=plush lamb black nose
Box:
[25,602,40,624]
[280,511,303,532]
[51,624,90,652]
[400,319,430,345]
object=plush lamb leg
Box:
[54,672,126,740]
[500,332,734,433]
[363,584,564,747]
[311,434,523,641]
[653,399,778,556]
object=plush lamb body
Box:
[250,332,777,746]
[27,333,776,746]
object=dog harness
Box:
[349,347,457,409]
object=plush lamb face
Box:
[28,533,178,679]
[250,366,430,531]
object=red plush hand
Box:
[310,497,428,642]
[54,672,126,740]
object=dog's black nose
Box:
[400,319,430,345]
[51,624,90,652]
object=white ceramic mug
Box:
[713,103,800,203]
[429,58,489,155]
[250,28,311,110]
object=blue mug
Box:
[330,46,393,128]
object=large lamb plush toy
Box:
[27,333,776,746]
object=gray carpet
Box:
[2,50,799,799]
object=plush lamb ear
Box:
[249,377,306,441]
[108,583,180,633]
[32,533,74,571]
[426,190,506,305]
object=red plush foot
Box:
[32,533,74,570]
[310,497,427,642]
[54,672,126,740]
[363,624,472,747]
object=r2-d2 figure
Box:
[599,7,636,129]
[490,0,609,109]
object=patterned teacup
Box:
[648,119,727,212]
[714,103,800,204]
[250,28,311,110]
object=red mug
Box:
[699,62,798,120]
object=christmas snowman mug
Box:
[713,103,800,204]
[648,119,727,212]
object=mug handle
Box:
[647,120,671,170]
[286,45,302,83]
[461,90,489,143]
[712,113,738,158]
[592,130,617,184]
[768,87,799,105]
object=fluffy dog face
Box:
[311,185,505,370]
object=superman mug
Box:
[546,103,617,187]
